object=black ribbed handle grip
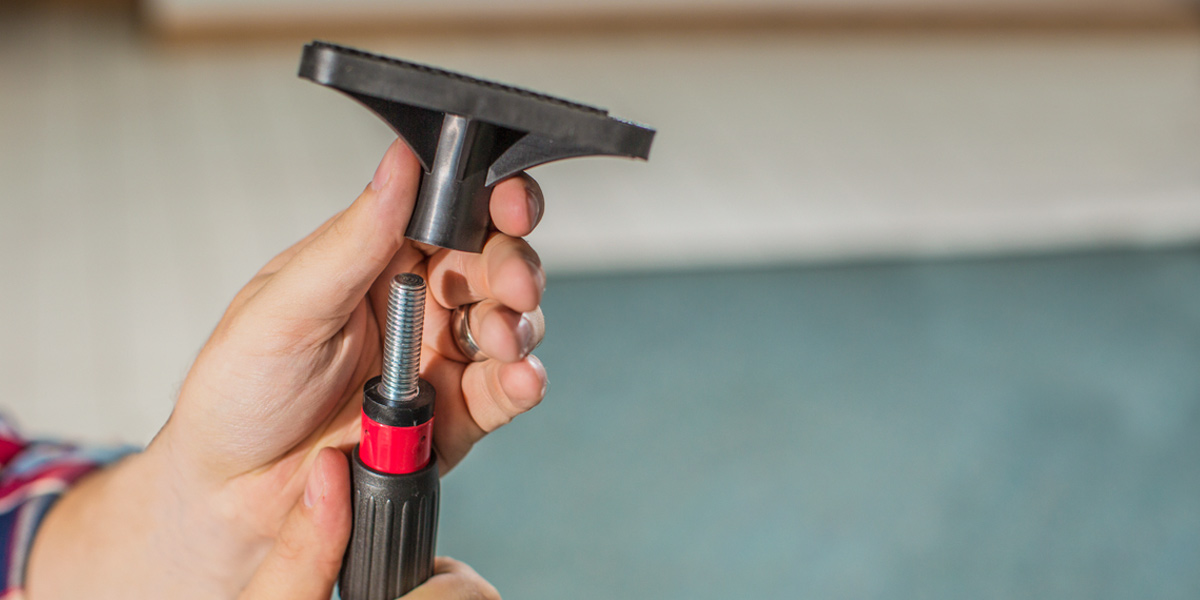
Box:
[339,447,439,600]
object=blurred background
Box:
[2,0,1199,598]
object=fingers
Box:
[426,234,545,313]
[435,301,544,364]
[243,139,422,340]
[420,353,550,472]
[429,354,545,469]
[238,448,351,600]
[365,175,545,361]
[464,302,543,363]
[455,355,548,437]
[489,173,544,237]
[401,557,501,600]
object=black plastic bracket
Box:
[299,41,656,252]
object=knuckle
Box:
[271,528,343,581]
[271,531,308,564]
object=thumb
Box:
[249,138,422,328]
[239,448,352,600]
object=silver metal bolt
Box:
[379,273,426,401]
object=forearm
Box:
[24,445,269,599]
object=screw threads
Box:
[380,273,426,401]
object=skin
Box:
[238,448,500,600]
[25,140,548,599]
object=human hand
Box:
[26,139,546,598]
[170,138,547,589]
[239,448,500,600]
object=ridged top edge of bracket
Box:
[306,41,608,117]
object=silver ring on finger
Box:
[451,302,488,362]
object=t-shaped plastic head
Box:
[299,41,656,253]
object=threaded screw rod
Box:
[380,273,426,401]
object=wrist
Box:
[145,433,277,593]
[25,437,272,599]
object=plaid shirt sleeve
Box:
[0,417,138,599]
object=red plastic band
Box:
[360,411,433,474]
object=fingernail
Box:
[525,181,544,228]
[370,143,395,192]
[527,256,546,294]
[529,354,549,397]
[304,464,324,508]
[517,314,535,355]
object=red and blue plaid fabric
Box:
[0,417,135,599]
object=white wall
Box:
[2,15,1199,443]
[143,0,1194,31]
